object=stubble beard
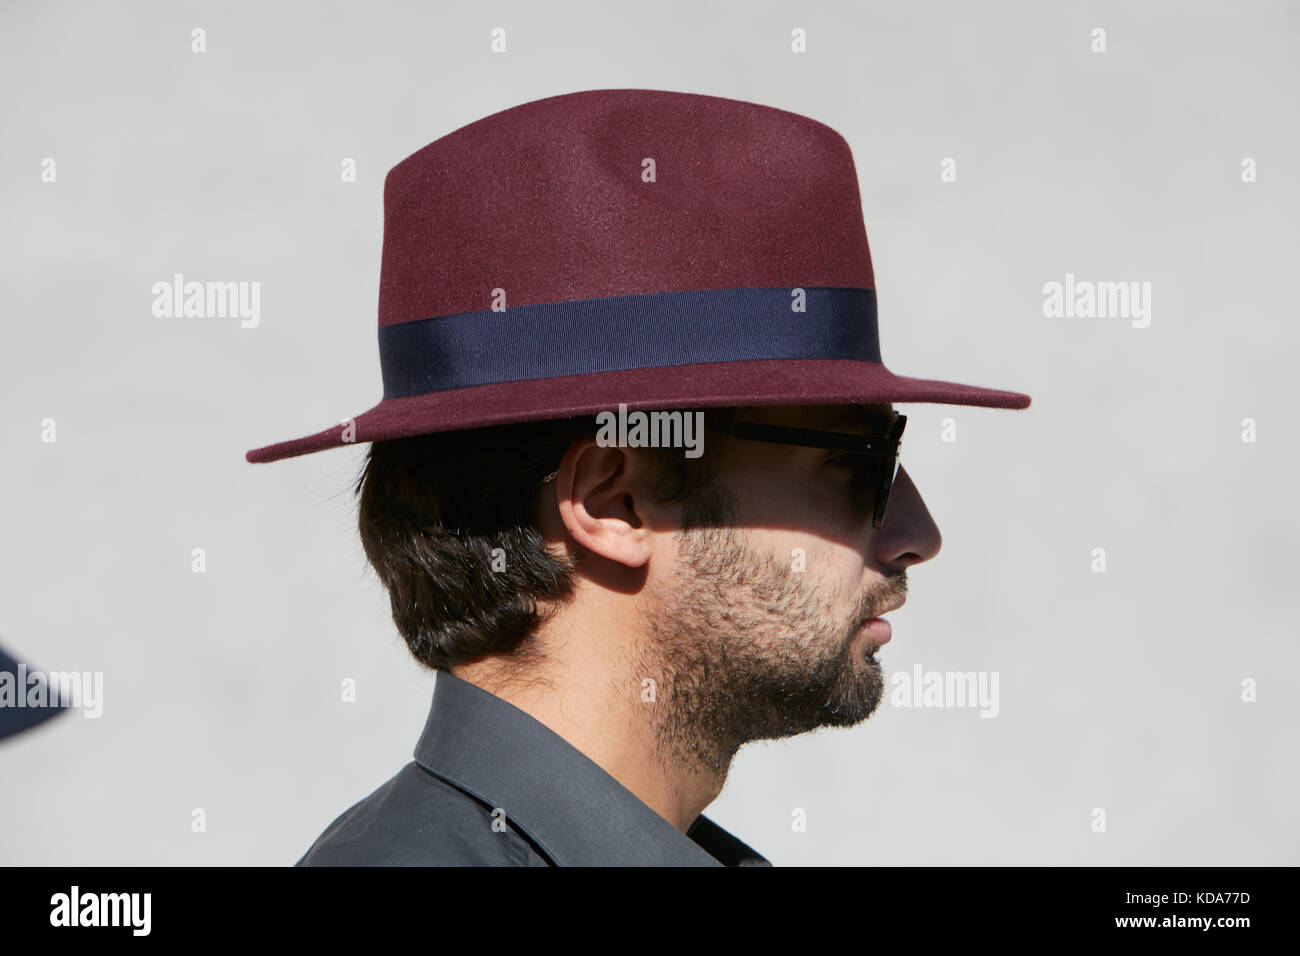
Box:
[640,503,893,778]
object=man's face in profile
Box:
[640,404,941,775]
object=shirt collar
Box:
[412,670,770,866]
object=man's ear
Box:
[552,438,656,569]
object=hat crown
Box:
[245,89,1030,466]
[378,88,875,327]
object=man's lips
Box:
[859,596,903,646]
[860,617,891,644]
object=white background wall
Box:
[2,0,1296,865]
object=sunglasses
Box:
[708,411,907,529]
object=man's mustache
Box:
[851,574,907,627]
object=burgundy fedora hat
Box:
[246,88,1029,464]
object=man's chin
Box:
[753,656,887,738]
[818,653,887,727]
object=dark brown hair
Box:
[354,411,734,672]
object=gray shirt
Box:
[296,669,771,866]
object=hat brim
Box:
[245,359,1030,464]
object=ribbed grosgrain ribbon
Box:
[378,286,879,399]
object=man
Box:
[246,88,1030,866]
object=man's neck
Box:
[449,650,727,833]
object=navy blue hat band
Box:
[378,286,880,399]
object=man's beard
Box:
[640,489,903,776]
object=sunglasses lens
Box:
[873,458,898,528]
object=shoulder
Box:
[295,761,550,867]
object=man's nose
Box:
[874,465,942,567]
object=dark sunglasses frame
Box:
[709,412,907,528]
